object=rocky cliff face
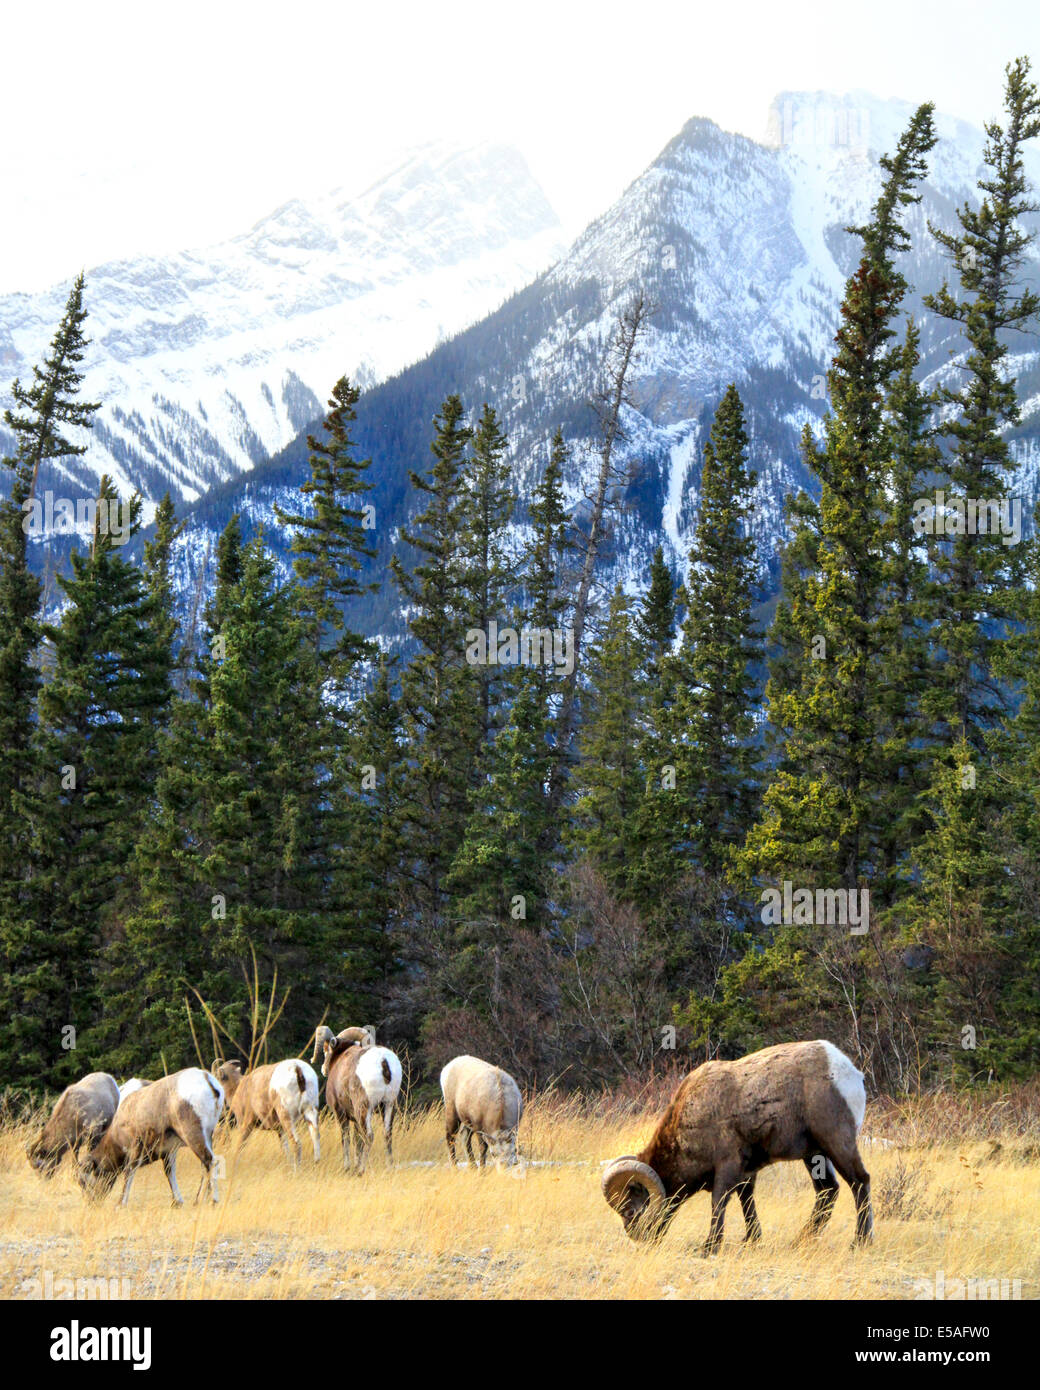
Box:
[0,142,563,519]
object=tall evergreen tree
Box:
[0,275,100,1082]
[200,535,330,1037]
[568,585,644,891]
[29,478,172,1081]
[671,386,760,875]
[873,320,941,898]
[922,57,1040,748]
[273,376,376,687]
[635,545,676,683]
[742,104,937,902]
[526,428,572,854]
[391,396,480,921]
[449,429,573,927]
[629,387,759,902]
[334,653,408,1017]
[99,516,244,1070]
[461,403,514,748]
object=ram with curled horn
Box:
[602,1041,874,1253]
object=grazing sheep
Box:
[77,1067,224,1207]
[26,1072,120,1178]
[210,1057,320,1167]
[601,1040,873,1251]
[440,1055,523,1169]
[311,1025,402,1173]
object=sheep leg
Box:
[475,1133,489,1169]
[340,1118,353,1173]
[736,1175,762,1242]
[357,1114,372,1174]
[704,1163,744,1255]
[191,1146,217,1204]
[280,1108,302,1170]
[162,1153,184,1206]
[826,1144,874,1245]
[305,1106,321,1163]
[445,1102,460,1166]
[462,1127,476,1167]
[799,1154,840,1240]
[120,1165,139,1208]
[382,1103,394,1167]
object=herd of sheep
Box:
[24,1034,875,1250]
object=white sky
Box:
[2,0,1037,293]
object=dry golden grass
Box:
[2,1092,1037,1300]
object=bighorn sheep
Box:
[440,1055,523,1169]
[26,1072,120,1178]
[311,1026,402,1173]
[601,1040,873,1251]
[210,1057,321,1166]
[77,1067,224,1207]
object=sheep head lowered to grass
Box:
[602,1040,873,1253]
[26,1072,120,1178]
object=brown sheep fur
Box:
[77,1067,224,1207]
[602,1040,873,1251]
[26,1072,120,1178]
[211,1058,320,1166]
[440,1055,523,1168]
[311,1026,401,1173]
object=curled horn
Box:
[601,1156,666,1215]
[338,1027,370,1047]
[311,1025,337,1065]
[210,1058,221,1076]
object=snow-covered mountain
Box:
[176,90,1040,645]
[0,143,564,516]
[9,92,1040,643]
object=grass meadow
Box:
[2,1083,1038,1300]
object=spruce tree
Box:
[99,515,245,1071]
[742,104,937,902]
[30,478,172,1081]
[568,584,644,891]
[635,545,676,682]
[629,387,759,903]
[391,396,480,921]
[201,534,330,1040]
[0,276,100,1082]
[448,667,555,928]
[143,492,184,659]
[923,58,1038,748]
[273,377,376,686]
[526,428,572,854]
[723,108,937,1077]
[874,320,941,898]
[334,653,407,1016]
[461,403,514,748]
[671,386,759,875]
[450,429,572,927]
